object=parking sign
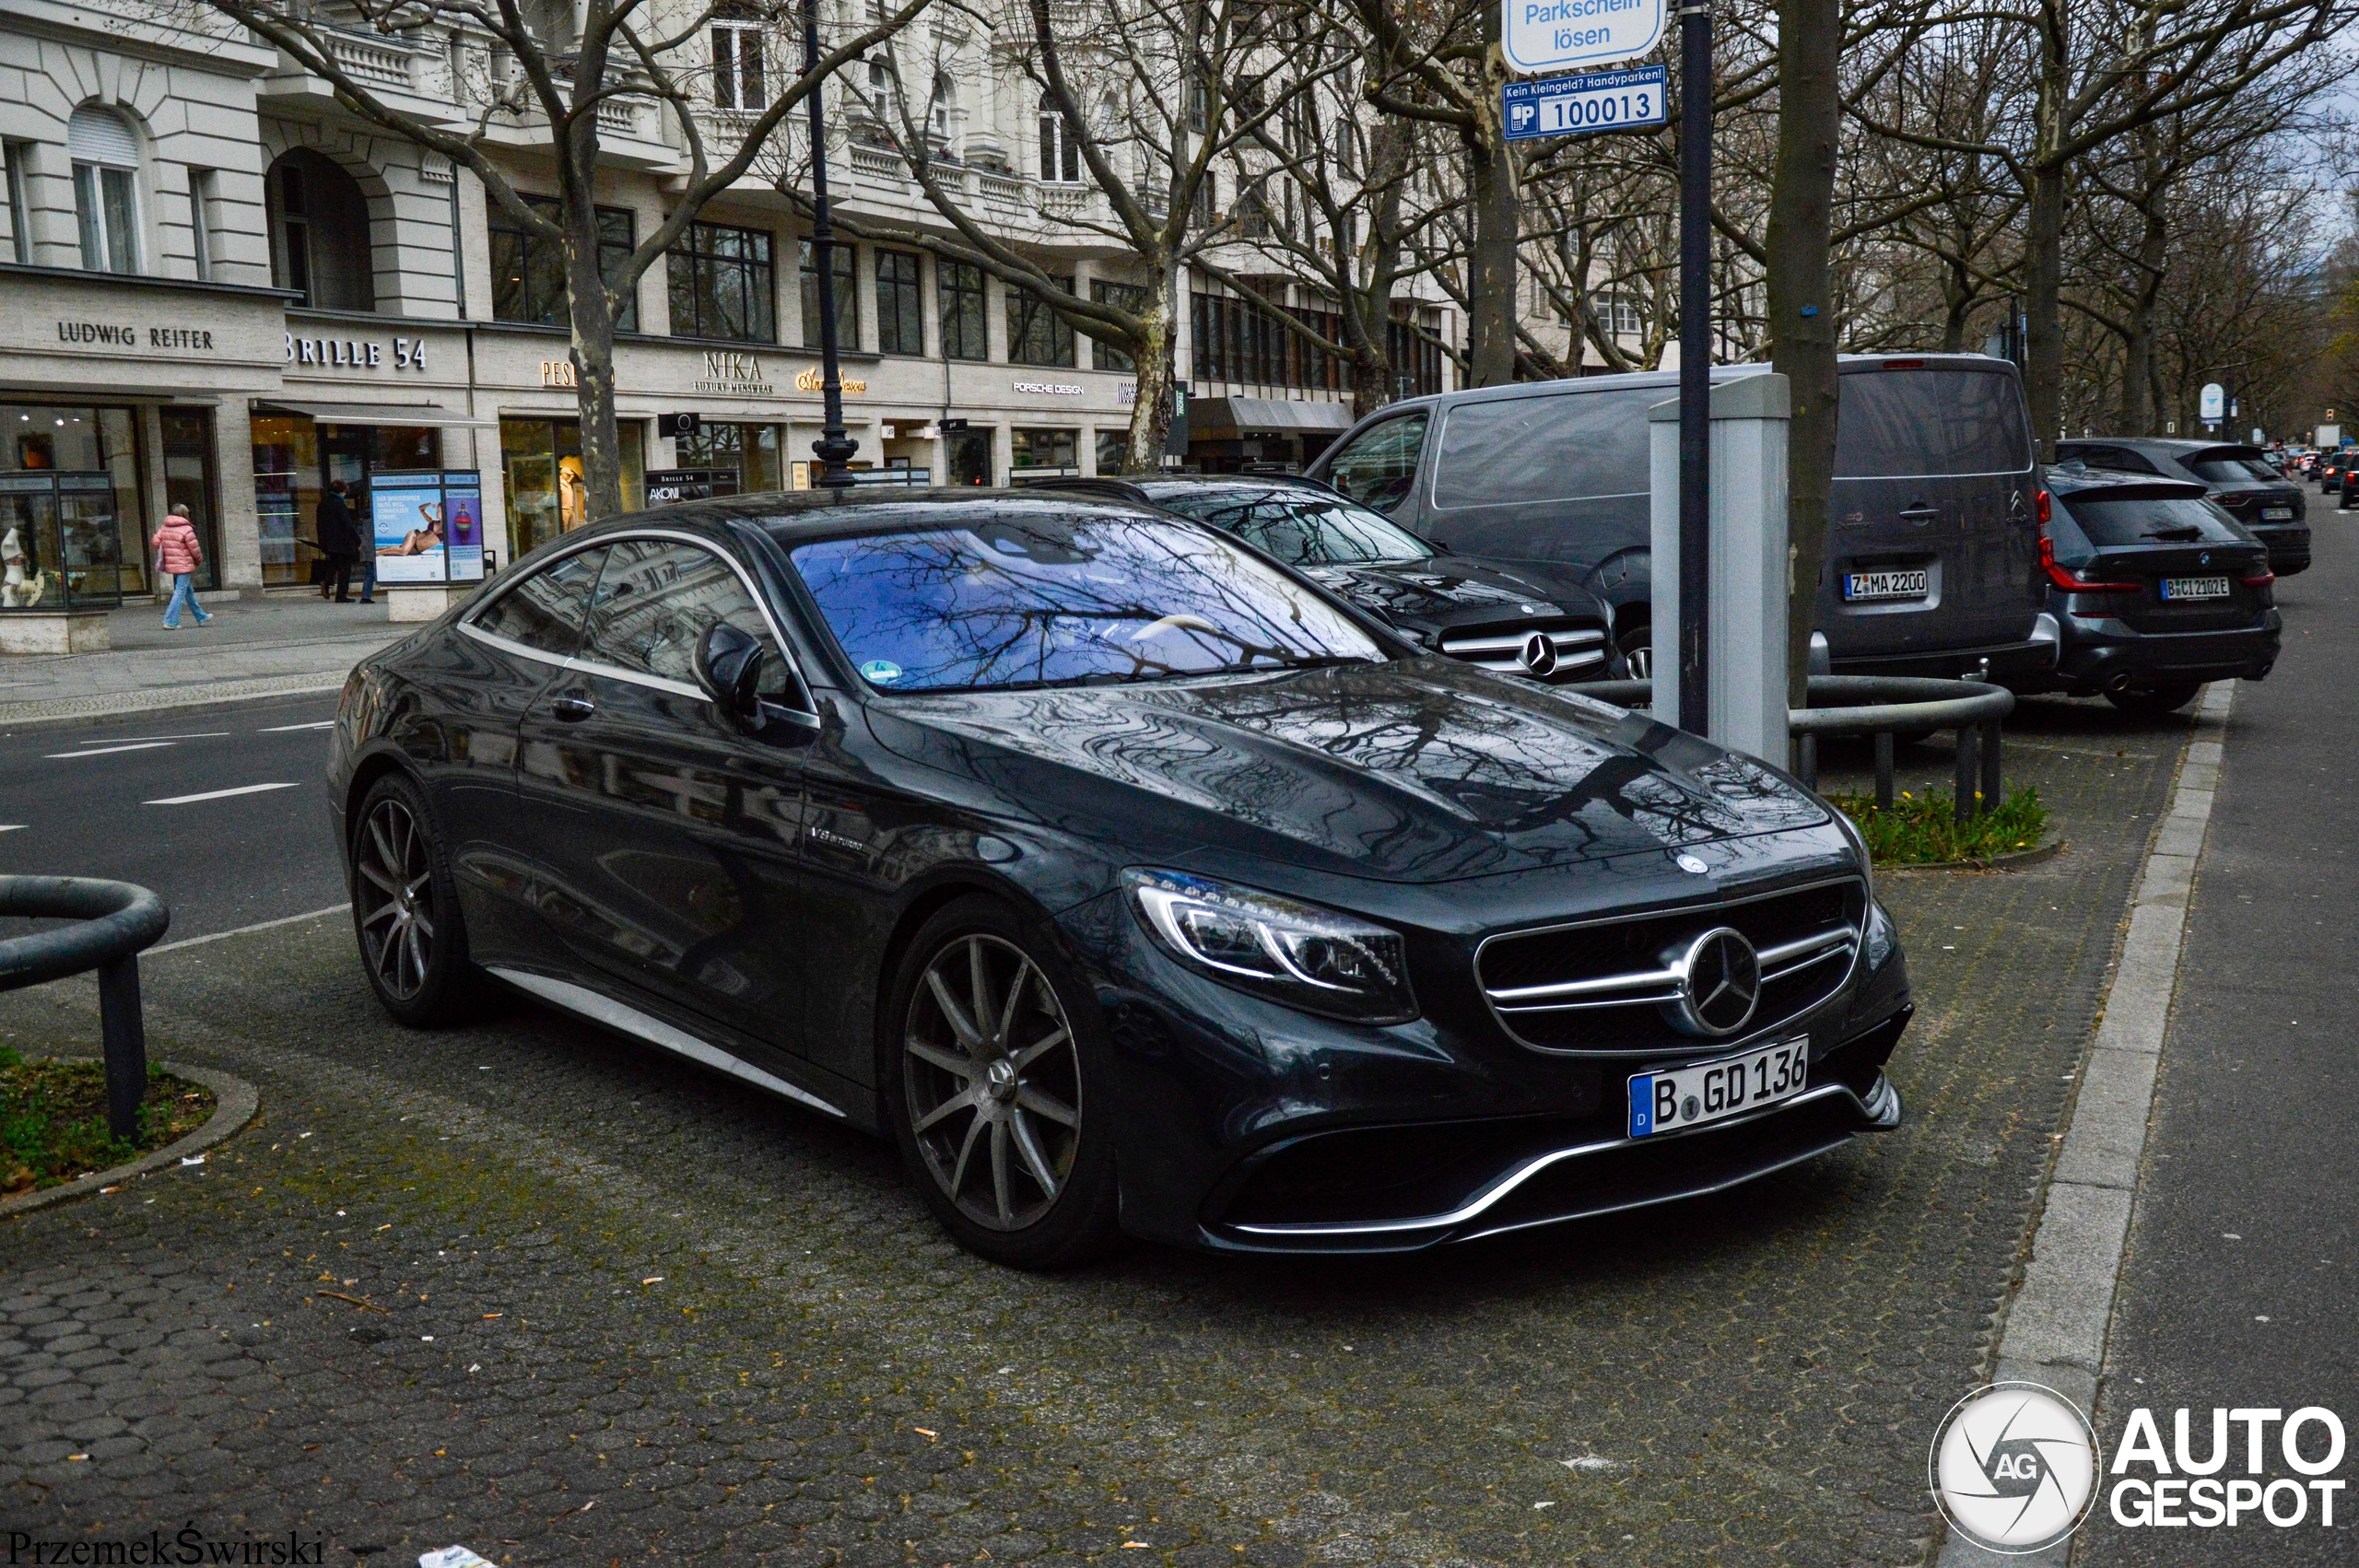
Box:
[1503,0,1669,76]
[1504,64,1669,140]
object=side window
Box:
[1429,391,1652,508]
[472,545,606,657]
[581,537,796,698]
[1323,414,1428,514]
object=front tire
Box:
[347,773,492,1026]
[2106,682,2203,716]
[1616,623,1652,681]
[883,897,1121,1268]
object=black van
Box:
[1304,356,2053,684]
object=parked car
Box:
[1028,473,1625,685]
[328,491,1912,1265]
[2317,451,2344,493]
[2028,463,2280,714]
[1306,355,2053,687]
[2053,439,2309,576]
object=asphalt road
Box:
[2088,527,2359,1563]
[0,694,347,943]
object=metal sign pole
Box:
[1677,3,1712,737]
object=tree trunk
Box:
[565,207,626,521]
[2119,194,2168,435]
[2021,162,2066,462]
[1766,0,1841,711]
[1119,279,1174,474]
[1463,10,1519,387]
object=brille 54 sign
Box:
[1504,0,1667,75]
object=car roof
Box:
[559,486,1172,548]
[1355,353,2017,422]
[2062,438,2266,461]
[2044,464,2209,501]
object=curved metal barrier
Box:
[0,877,170,1140]
[1568,675,2015,823]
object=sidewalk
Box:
[0,594,407,727]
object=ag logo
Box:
[1931,1382,2101,1553]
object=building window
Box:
[266,150,379,311]
[875,249,922,355]
[798,239,856,349]
[939,260,987,360]
[1189,288,1341,391]
[1090,279,1146,372]
[160,407,221,590]
[668,219,775,342]
[5,144,33,264]
[1387,313,1444,398]
[711,21,766,111]
[1008,276,1074,368]
[1037,96,1079,183]
[929,72,955,145]
[1010,427,1078,474]
[186,169,217,281]
[489,194,637,330]
[68,106,141,275]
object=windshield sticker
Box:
[860,660,905,685]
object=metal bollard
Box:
[1798,732,1818,790]
[0,877,170,1143]
[99,956,148,1141]
[1981,717,2003,816]
[1953,723,1979,826]
[1873,731,1895,811]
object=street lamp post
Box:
[804,0,857,489]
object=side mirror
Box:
[695,622,767,720]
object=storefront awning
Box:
[1189,397,1358,439]
[252,399,499,427]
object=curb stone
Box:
[0,1059,260,1220]
[0,676,347,730]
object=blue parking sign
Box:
[1503,64,1670,141]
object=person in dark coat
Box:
[316,479,360,603]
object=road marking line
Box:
[144,781,303,806]
[48,741,177,758]
[75,731,231,745]
[257,720,337,732]
[148,903,352,956]
[1935,680,2234,1567]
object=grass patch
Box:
[1827,786,2050,864]
[1,1044,216,1198]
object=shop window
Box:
[161,408,221,591]
[669,219,775,342]
[675,422,783,491]
[1090,279,1146,372]
[1,404,145,605]
[938,260,987,361]
[500,418,646,559]
[876,250,923,355]
[1095,428,1132,475]
[266,149,374,311]
[250,419,443,589]
[711,19,766,111]
[798,239,857,349]
[1008,277,1075,368]
[1010,427,1078,474]
[69,106,142,275]
[490,195,638,331]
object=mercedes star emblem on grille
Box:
[1665,927,1763,1036]
[1517,631,1559,678]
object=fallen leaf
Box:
[314,1291,389,1314]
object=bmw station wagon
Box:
[328,490,1913,1266]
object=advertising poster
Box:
[444,475,485,581]
[370,471,447,585]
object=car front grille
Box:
[1474,877,1868,1053]
[1438,625,1610,681]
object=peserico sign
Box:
[1502,0,1667,76]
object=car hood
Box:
[861,657,1827,884]
[1294,556,1582,628]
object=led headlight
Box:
[1124,869,1417,1024]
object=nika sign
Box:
[697,349,775,396]
[287,333,429,370]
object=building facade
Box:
[0,1,1462,617]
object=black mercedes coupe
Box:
[327,490,1912,1266]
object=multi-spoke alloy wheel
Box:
[902,933,1084,1233]
[355,795,436,1001]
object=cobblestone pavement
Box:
[0,694,2194,1566]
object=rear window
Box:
[2185,453,2282,484]
[1430,389,1653,508]
[2060,495,2245,547]
[1834,368,2031,478]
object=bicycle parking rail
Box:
[0,877,170,1140]
[1568,674,2015,824]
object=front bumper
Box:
[1829,631,2057,685]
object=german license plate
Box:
[1843,569,1929,602]
[1627,1039,1809,1138]
[2262,507,2294,520]
[2161,576,2230,601]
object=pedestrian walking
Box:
[316,479,360,603]
[355,489,378,603]
[153,504,211,629]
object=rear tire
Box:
[347,773,494,1027]
[882,896,1122,1269]
[2106,682,2203,716]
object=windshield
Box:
[789,511,1388,692]
[2186,453,2282,484]
[2062,495,2246,547]
[1149,489,1434,567]
[1835,368,2032,478]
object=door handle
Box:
[550,696,596,722]
[1898,504,1940,522]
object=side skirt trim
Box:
[487,966,846,1119]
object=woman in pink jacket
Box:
[153,505,212,629]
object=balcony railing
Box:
[323,27,418,93]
